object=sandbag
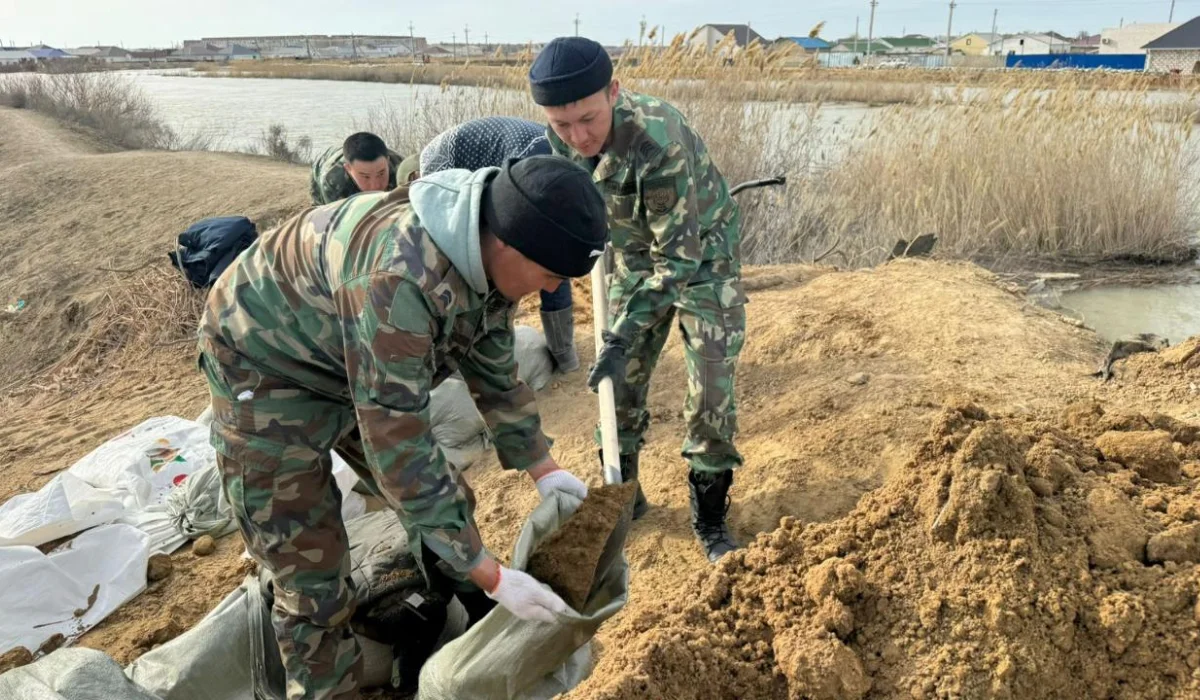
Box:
[0,648,160,700]
[515,325,554,392]
[417,491,631,700]
[429,377,489,469]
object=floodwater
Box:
[118,70,1200,346]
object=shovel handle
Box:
[591,252,623,486]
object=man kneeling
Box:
[199,156,606,699]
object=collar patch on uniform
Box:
[642,176,678,216]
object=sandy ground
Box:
[1,106,1196,696]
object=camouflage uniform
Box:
[547,90,746,475]
[309,145,405,205]
[198,183,550,699]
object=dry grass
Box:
[25,266,205,396]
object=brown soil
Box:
[527,482,637,611]
[0,647,33,674]
[3,109,1199,695]
[567,403,1200,699]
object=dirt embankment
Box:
[2,107,1196,695]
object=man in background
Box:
[310,131,404,205]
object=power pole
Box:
[452,32,457,60]
[464,25,470,59]
[1170,0,1176,22]
[945,0,957,58]
[855,16,860,54]
[351,33,357,59]
[867,0,878,60]
[575,13,580,37]
[990,8,998,55]
[484,32,489,52]
[409,22,416,60]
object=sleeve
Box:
[457,301,551,471]
[343,273,487,574]
[610,141,703,341]
[309,158,328,205]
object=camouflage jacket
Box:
[309,145,405,205]
[547,89,744,341]
[201,172,550,574]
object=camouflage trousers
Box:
[199,347,476,700]
[599,276,747,475]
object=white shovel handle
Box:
[590,252,622,486]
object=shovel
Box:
[590,250,623,486]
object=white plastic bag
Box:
[0,524,150,654]
[515,325,554,392]
[429,377,489,469]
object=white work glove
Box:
[485,566,570,623]
[535,469,589,501]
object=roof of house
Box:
[96,46,132,57]
[993,33,1067,45]
[1073,34,1102,46]
[956,32,1000,43]
[702,24,767,47]
[1144,16,1200,50]
[0,49,35,60]
[834,38,893,53]
[778,36,831,50]
[879,36,935,47]
[226,44,259,55]
[27,47,70,58]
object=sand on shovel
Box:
[526,481,638,612]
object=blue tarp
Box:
[1005,53,1145,71]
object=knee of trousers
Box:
[273,578,358,630]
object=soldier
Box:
[309,131,405,205]
[529,37,746,563]
[403,116,580,373]
[199,155,607,699]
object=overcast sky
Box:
[1,0,1192,49]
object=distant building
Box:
[774,37,832,54]
[68,46,135,63]
[831,38,893,55]
[1100,23,1178,55]
[27,46,71,60]
[689,24,767,52]
[198,35,427,53]
[989,33,1071,56]
[877,36,937,54]
[1143,17,1200,72]
[950,32,1000,56]
[0,49,35,65]
[1071,35,1102,54]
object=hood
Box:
[409,167,499,295]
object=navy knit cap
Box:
[481,155,608,278]
[528,37,613,106]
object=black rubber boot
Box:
[689,470,739,562]
[598,451,649,520]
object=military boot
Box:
[598,451,649,519]
[689,470,739,562]
[540,307,580,374]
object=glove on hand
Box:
[535,469,589,501]
[587,330,630,392]
[485,566,570,622]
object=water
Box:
[1061,283,1200,343]
[120,71,462,152]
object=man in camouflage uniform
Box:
[310,131,405,205]
[529,37,745,562]
[199,155,607,699]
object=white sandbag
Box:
[0,648,160,700]
[0,524,149,654]
[429,377,489,469]
[0,473,124,548]
[0,417,215,548]
[331,452,367,522]
[515,325,554,391]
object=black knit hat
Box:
[481,156,607,278]
[528,37,613,106]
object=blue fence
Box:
[1004,53,1145,71]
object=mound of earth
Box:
[0,107,309,392]
[567,402,1200,699]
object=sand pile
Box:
[569,402,1200,699]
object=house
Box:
[27,46,72,60]
[989,33,1070,56]
[877,36,937,54]
[128,49,174,62]
[1100,23,1178,55]
[689,24,767,52]
[0,49,36,65]
[831,39,893,55]
[774,37,832,53]
[1143,16,1200,73]
[1071,35,1102,54]
[168,42,225,61]
[950,32,1000,56]
[225,44,260,60]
